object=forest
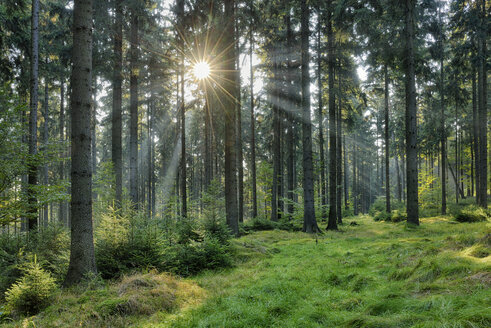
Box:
[0,0,489,327]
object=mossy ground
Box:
[2,215,490,327]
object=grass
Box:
[2,215,490,328]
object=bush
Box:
[454,205,490,223]
[373,211,391,222]
[161,237,233,276]
[95,209,164,279]
[390,210,407,222]
[5,257,57,315]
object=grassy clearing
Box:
[2,215,490,327]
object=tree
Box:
[27,0,39,231]
[223,0,238,235]
[111,0,123,208]
[326,0,337,230]
[64,0,97,285]
[129,1,139,208]
[301,0,319,233]
[404,0,419,225]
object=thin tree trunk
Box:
[129,6,139,208]
[59,78,66,224]
[327,0,337,230]
[301,0,319,233]
[404,0,419,225]
[317,15,327,219]
[384,65,391,213]
[440,37,446,214]
[336,68,342,224]
[42,74,49,227]
[271,60,280,222]
[249,13,257,218]
[112,0,123,208]
[235,7,244,223]
[224,0,238,235]
[28,0,40,231]
[477,0,487,207]
[64,0,97,286]
[343,135,348,210]
[286,12,294,219]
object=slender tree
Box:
[112,0,123,207]
[129,2,139,208]
[301,0,319,233]
[249,7,257,218]
[64,0,97,286]
[224,0,238,235]
[404,0,419,225]
[27,0,39,231]
[327,0,338,230]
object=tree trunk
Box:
[112,0,123,208]
[235,8,244,223]
[28,0,39,231]
[317,18,327,219]
[249,13,257,218]
[224,0,238,235]
[336,69,342,224]
[327,0,337,230]
[477,0,487,208]
[64,0,97,286]
[384,65,391,213]
[271,60,280,222]
[440,41,446,214]
[300,0,319,233]
[286,12,294,219]
[404,0,419,225]
[129,6,139,209]
[59,78,66,224]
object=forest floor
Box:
[3,215,490,328]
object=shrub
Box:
[161,237,233,277]
[454,205,489,223]
[5,257,57,315]
[373,211,391,222]
[390,210,407,222]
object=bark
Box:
[477,0,487,208]
[384,65,391,213]
[327,0,338,230]
[64,0,97,286]
[43,75,49,227]
[111,0,123,207]
[440,41,446,214]
[271,61,280,222]
[249,12,257,218]
[177,0,186,217]
[343,135,348,210]
[336,69,342,224]
[317,18,327,219]
[235,8,244,223]
[404,0,419,225]
[59,78,66,224]
[129,6,139,208]
[286,12,294,219]
[224,0,238,235]
[28,0,39,231]
[301,0,319,233]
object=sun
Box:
[193,61,210,80]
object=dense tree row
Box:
[0,0,488,283]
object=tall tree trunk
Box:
[112,0,123,208]
[317,17,327,219]
[249,12,257,218]
[384,65,391,213]
[64,0,97,286]
[477,0,487,208]
[336,68,342,224]
[59,78,66,224]
[28,0,39,231]
[327,0,337,230]
[286,12,295,219]
[129,6,139,208]
[404,0,419,225]
[396,152,402,202]
[440,40,446,214]
[177,0,187,218]
[235,10,244,223]
[91,79,97,199]
[43,76,49,227]
[300,0,319,233]
[343,135,349,210]
[271,61,280,222]
[224,0,238,235]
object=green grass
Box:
[2,215,490,328]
